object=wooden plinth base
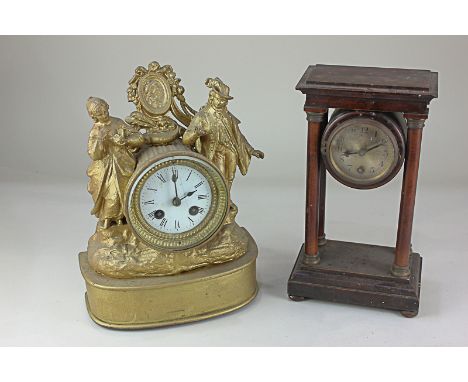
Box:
[79,234,258,329]
[288,240,422,317]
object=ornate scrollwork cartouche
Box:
[125,62,197,146]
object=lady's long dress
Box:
[87,117,138,221]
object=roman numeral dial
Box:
[128,154,229,251]
[138,160,213,235]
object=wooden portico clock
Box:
[288,64,438,317]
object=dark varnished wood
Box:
[318,111,328,245]
[297,64,438,114]
[288,241,422,315]
[304,95,429,114]
[297,64,438,96]
[291,64,438,316]
[318,156,326,244]
[395,121,424,269]
[304,109,327,260]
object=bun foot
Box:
[289,295,305,302]
[400,310,418,318]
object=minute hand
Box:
[171,170,179,198]
[363,143,383,154]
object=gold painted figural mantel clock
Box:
[288,64,438,317]
[79,61,263,328]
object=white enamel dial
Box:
[126,153,229,251]
[139,164,212,233]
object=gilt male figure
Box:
[182,77,264,190]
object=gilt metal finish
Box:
[82,61,262,326]
[127,61,197,128]
[80,230,258,329]
[127,153,229,251]
[182,77,264,191]
[86,97,146,231]
[85,64,263,279]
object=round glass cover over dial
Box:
[127,155,229,250]
[139,164,212,233]
[324,117,403,188]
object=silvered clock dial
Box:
[321,110,405,189]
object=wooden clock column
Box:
[288,64,438,316]
[304,108,328,265]
[393,115,426,277]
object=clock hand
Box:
[363,143,383,154]
[180,190,197,201]
[343,150,359,157]
[344,143,383,157]
[171,169,179,196]
[170,168,183,207]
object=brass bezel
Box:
[321,111,405,190]
[127,154,229,251]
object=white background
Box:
[1,36,467,346]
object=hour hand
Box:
[180,190,197,200]
[343,150,359,157]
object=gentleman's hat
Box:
[205,77,233,100]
